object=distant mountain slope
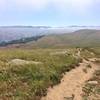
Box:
[22,29,100,48]
[0,26,100,42]
[0,35,45,47]
[0,26,74,42]
[0,29,100,48]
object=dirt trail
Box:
[42,59,99,100]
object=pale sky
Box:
[0,0,100,26]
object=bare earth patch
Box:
[42,60,99,100]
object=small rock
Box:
[8,59,42,65]
[64,94,75,100]
[87,81,98,85]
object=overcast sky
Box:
[0,0,100,26]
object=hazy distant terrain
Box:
[0,26,74,42]
[17,29,100,48]
[0,26,100,42]
[0,26,100,48]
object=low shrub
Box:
[0,49,80,100]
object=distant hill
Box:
[19,29,100,48]
[0,29,100,48]
[0,26,100,42]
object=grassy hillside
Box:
[82,47,100,100]
[21,29,100,48]
[0,48,82,100]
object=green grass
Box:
[80,48,95,59]
[83,47,100,100]
[0,48,81,100]
[88,47,100,58]
[25,29,100,48]
[82,70,100,100]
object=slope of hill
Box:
[0,26,100,43]
[0,29,100,49]
[20,29,100,48]
[0,35,45,47]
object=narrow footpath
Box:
[42,59,99,100]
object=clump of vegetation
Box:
[82,47,100,100]
[88,48,100,58]
[86,64,92,68]
[82,70,100,100]
[0,35,45,46]
[81,48,95,59]
[84,58,89,61]
[95,59,100,64]
[83,68,88,73]
[0,48,80,100]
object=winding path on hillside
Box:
[42,59,99,100]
